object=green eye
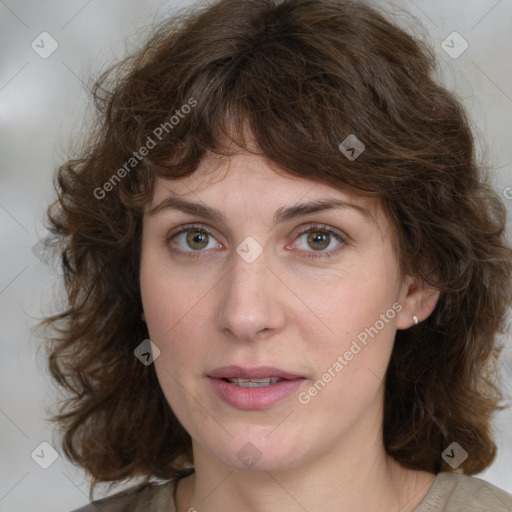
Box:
[293,224,346,259]
[166,223,347,259]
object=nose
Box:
[216,246,286,341]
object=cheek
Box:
[140,244,194,342]
[297,289,398,429]
[304,260,400,395]
[139,253,216,387]
[140,277,203,357]
[313,256,400,344]
[139,262,207,423]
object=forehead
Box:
[148,151,382,223]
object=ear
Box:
[395,275,440,330]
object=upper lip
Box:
[208,365,305,380]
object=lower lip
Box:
[208,377,306,409]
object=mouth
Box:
[208,365,305,383]
[207,365,307,409]
[220,377,287,388]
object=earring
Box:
[412,315,419,325]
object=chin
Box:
[205,430,307,473]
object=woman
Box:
[40,0,512,510]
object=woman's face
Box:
[140,150,425,472]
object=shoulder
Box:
[69,479,177,512]
[414,472,512,512]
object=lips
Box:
[207,365,307,409]
[207,365,304,381]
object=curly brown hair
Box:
[39,0,512,497]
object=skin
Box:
[140,149,440,512]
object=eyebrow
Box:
[147,196,375,226]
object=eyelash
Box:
[165,223,347,260]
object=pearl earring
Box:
[412,315,419,325]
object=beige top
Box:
[72,472,512,511]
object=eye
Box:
[165,223,347,259]
[166,224,221,256]
[292,224,346,259]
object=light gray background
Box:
[1,1,511,511]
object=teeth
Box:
[226,377,282,387]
